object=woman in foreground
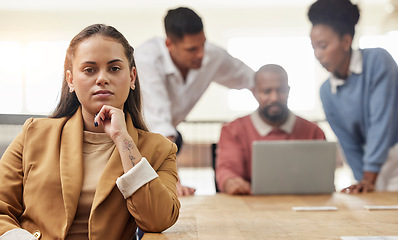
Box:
[0,24,180,239]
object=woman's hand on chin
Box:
[94,105,128,141]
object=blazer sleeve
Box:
[123,141,180,233]
[0,119,33,235]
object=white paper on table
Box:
[363,205,398,210]
[292,206,338,211]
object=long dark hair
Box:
[50,24,148,131]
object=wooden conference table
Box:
[142,192,398,240]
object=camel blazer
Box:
[0,108,180,239]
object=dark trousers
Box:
[175,130,183,155]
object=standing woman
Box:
[308,0,398,193]
[0,24,180,239]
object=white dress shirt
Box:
[135,37,255,137]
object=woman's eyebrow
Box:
[108,59,123,64]
[82,61,96,65]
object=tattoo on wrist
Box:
[122,139,136,165]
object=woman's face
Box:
[310,24,352,76]
[67,35,136,117]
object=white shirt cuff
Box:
[116,157,158,199]
[0,229,37,240]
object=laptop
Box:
[251,140,336,195]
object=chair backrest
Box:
[0,114,45,159]
[211,143,220,192]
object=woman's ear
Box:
[66,70,75,92]
[130,67,137,89]
[342,34,353,52]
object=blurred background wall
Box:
[1,0,398,162]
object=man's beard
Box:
[259,103,288,123]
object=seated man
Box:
[215,64,326,195]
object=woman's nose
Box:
[96,71,109,85]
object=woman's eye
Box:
[110,66,121,72]
[83,68,95,73]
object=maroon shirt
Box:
[215,113,326,192]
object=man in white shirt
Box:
[135,7,255,196]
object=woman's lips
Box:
[93,90,114,97]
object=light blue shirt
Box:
[320,48,398,181]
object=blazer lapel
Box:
[59,108,84,234]
[91,113,138,210]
